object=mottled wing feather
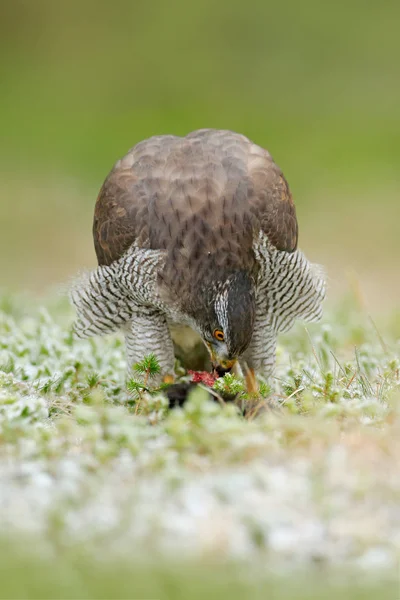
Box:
[93,129,298,272]
[246,144,298,252]
[93,135,180,266]
[93,171,143,266]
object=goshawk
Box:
[71,129,325,387]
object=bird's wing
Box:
[93,130,298,269]
[93,135,180,266]
[93,170,139,266]
[244,142,298,252]
[181,129,298,253]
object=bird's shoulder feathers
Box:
[93,129,298,277]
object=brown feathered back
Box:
[93,129,298,303]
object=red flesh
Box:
[188,370,217,387]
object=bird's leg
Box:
[240,314,277,395]
[231,361,258,392]
[245,367,258,395]
[123,309,175,387]
[231,361,243,378]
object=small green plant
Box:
[132,353,161,386]
[86,371,101,388]
[213,372,244,396]
[127,353,162,413]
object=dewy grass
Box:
[0,292,399,596]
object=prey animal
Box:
[71,129,325,388]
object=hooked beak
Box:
[213,360,236,377]
[206,343,237,378]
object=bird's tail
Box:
[69,263,133,339]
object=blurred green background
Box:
[1,0,399,309]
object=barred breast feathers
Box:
[69,246,165,339]
[254,232,326,334]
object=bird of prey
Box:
[71,129,325,388]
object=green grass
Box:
[0,544,397,600]
[0,292,399,598]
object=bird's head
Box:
[192,271,256,376]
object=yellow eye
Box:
[213,329,224,342]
